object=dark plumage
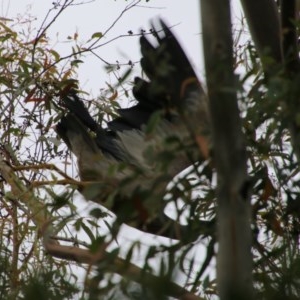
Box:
[56,20,210,240]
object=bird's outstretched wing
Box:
[56,20,210,240]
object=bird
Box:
[56,20,210,241]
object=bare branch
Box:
[280,0,300,162]
[12,163,76,181]
[201,0,252,298]
[281,0,299,71]
[240,0,283,73]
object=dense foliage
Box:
[1,1,300,299]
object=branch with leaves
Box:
[0,156,203,300]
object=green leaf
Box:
[71,59,83,67]
[50,49,60,61]
[90,208,109,219]
[91,32,103,39]
[81,221,95,242]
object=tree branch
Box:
[0,156,203,300]
[240,0,283,73]
[280,0,300,162]
[200,0,252,298]
[44,240,204,300]
[281,0,299,71]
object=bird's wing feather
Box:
[56,19,210,239]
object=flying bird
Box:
[56,20,210,240]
